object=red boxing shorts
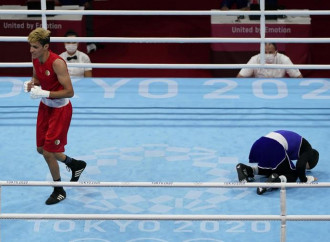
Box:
[36,101,72,153]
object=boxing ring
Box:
[1,1,330,242]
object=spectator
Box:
[60,30,92,77]
[220,0,279,10]
[237,43,303,78]
[220,0,249,10]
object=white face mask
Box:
[65,43,78,53]
[265,53,276,64]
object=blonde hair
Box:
[28,28,51,46]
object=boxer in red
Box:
[24,27,87,205]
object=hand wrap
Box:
[30,86,50,99]
[23,81,32,92]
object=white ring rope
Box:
[1,37,330,43]
[1,4,330,70]
[1,63,330,70]
[2,214,330,221]
[0,213,283,221]
[0,181,330,222]
[1,9,330,16]
[0,180,328,188]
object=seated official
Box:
[237,43,303,78]
[59,30,92,78]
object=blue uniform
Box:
[249,130,302,170]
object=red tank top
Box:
[33,50,67,91]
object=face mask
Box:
[265,54,275,64]
[65,43,78,53]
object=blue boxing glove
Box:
[30,86,50,99]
